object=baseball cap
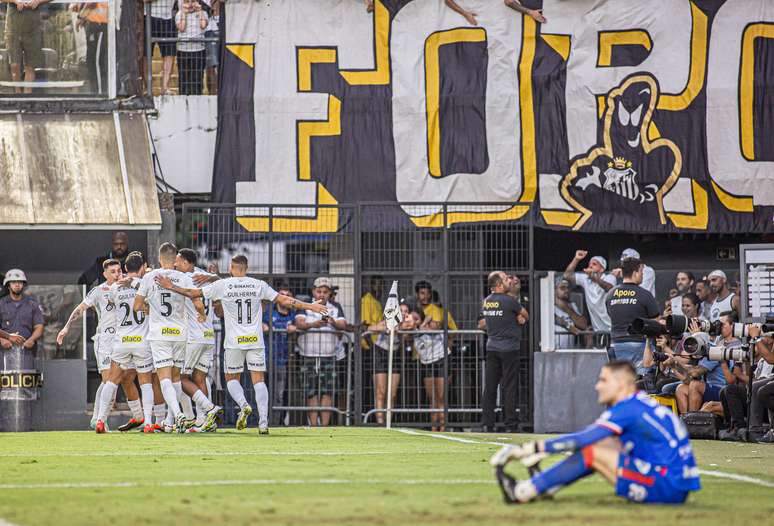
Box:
[313,277,333,289]
[590,256,607,271]
[621,248,640,261]
[707,270,727,280]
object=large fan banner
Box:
[213,0,774,233]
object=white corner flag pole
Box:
[383,280,402,430]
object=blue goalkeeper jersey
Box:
[544,391,701,492]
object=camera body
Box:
[681,331,751,363]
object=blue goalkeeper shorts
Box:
[615,454,689,504]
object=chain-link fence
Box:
[182,202,534,430]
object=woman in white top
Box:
[175,0,208,95]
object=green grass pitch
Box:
[0,427,772,525]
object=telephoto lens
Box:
[628,318,668,337]
[666,315,689,336]
[707,346,748,362]
[682,332,710,356]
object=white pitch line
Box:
[397,428,774,490]
[0,450,444,459]
[0,479,493,491]
[0,520,21,526]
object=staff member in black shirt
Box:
[481,270,529,432]
[606,258,660,377]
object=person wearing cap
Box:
[414,281,458,331]
[0,269,45,351]
[294,277,347,426]
[563,251,616,342]
[614,248,656,297]
[554,277,588,349]
[707,270,739,322]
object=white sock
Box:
[97,381,118,422]
[127,399,143,421]
[205,375,212,397]
[227,379,248,409]
[176,382,194,419]
[193,389,215,413]
[92,382,105,420]
[254,382,269,425]
[160,378,181,419]
[104,384,118,421]
[153,404,166,424]
[140,384,154,424]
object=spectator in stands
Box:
[563,250,616,345]
[294,277,347,427]
[675,313,740,413]
[444,0,478,25]
[415,306,449,432]
[148,0,177,95]
[612,248,656,297]
[481,271,528,432]
[606,258,660,377]
[746,325,774,442]
[0,269,44,352]
[707,270,739,321]
[681,293,702,320]
[367,302,416,425]
[201,0,220,94]
[554,277,588,349]
[73,2,108,94]
[504,0,547,22]
[415,281,457,332]
[508,273,529,310]
[78,232,130,289]
[4,0,48,94]
[666,271,695,316]
[262,283,296,426]
[696,277,714,320]
[361,276,385,336]
[176,0,208,95]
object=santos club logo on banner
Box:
[214,0,774,233]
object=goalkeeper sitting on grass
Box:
[491,361,701,504]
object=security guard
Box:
[0,269,44,351]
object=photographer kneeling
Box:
[674,313,740,414]
[745,324,774,443]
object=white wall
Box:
[149,96,217,194]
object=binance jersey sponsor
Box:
[83,282,117,341]
[202,276,278,350]
[186,268,216,344]
[111,278,148,349]
[138,268,193,342]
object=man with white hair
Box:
[563,251,617,341]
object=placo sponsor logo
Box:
[203,330,215,339]
[162,327,181,336]
[237,335,259,345]
[122,336,143,343]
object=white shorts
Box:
[183,342,215,375]
[113,345,154,374]
[149,340,186,370]
[94,338,112,372]
[224,347,266,374]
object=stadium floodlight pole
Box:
[383,281,402,429]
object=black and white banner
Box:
[214,0,774,233]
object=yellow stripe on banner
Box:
[648,121,661,141]
[225,44,255,69]
[740,23,774,161]
[410,205,531,228]
[711,181,754,213]
[597,95,606,120]
[658,1,707,111]
[541,34,570,61]
[424,28,487,178]
[540,210,582,227]
[598,30,652,67]
[298,49,337,92]
[518,15,538,203]
[341,0,390,85]
[667,180,709,230]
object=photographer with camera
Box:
[674,313,741,414]
[744,324,774,442]
[606,258,660,377]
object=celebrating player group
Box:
[56,243,327,434]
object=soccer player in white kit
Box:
[57,259,122,429]
[156,254,328,434]
[175,248,222,432]
[135,243,206,432]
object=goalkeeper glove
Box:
[490,442,548,470]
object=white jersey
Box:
[186,268,216,344]
[296,302,345,358]
[110,278,148,349]
[709,292,735,322]
[574,272,617,332]
[83,282,117,342]
[138,268,193,342]
[202,276,278,350]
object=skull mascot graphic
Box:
[561,74,683,231]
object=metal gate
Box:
[182,202,535,429]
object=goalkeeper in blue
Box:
[491,361,701,504]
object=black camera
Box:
[628,318,667,337]
[666,315,723,337]
[651,350,670,363]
